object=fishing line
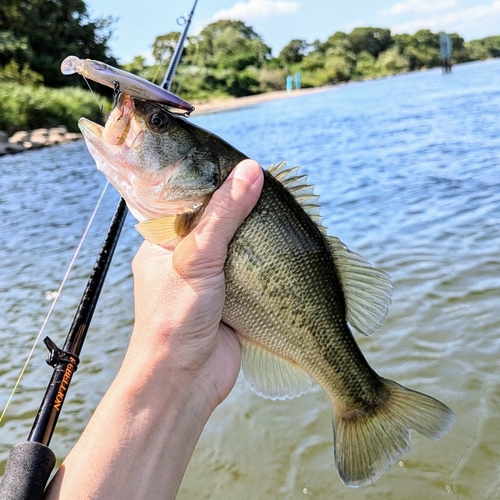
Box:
[82,76,109,119]
[0,182,110,424]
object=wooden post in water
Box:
[439,33,453,74]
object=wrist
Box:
[116,336,218,423]
[46,345,215,500]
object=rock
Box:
[30,128,49,138]
[63,132,82,142]
[9,131,29,144]
[47,129,66,145]
[0,131,9,143]
[0,142,26,155]
[1,126,82,155]
[26,140,46,149]
[49,126,68,135]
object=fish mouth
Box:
[79,117,205,221]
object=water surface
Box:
[1,59,499,499]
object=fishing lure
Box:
[61,55,195,114]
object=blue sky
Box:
[84,0,500,63]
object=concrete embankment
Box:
[0,127,82,156]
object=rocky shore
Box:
[0,126,82,156]
[0,85,334,156]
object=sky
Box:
[83,0,500,63]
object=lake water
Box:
[1,59,499,499]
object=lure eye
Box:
[149,111,169,130]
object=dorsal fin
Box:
[327,236,393,335]
[267,161,325,232]
[268,161,392,335]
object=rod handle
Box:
[0,441,56,500]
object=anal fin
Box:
[240,337,312,400]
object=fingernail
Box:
[233,159,262,186]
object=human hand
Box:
[123,158,264,409]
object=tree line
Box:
[1,0,500,101]
[135,22,500,99]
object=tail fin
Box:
[333,378,455,488]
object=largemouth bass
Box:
[79,93,454,487]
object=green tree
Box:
[353,50,377,78]
[192,20,271,70]
[0,60,44,85]
[469,35,500,59]
[0,0,116,87]
[449,33,470,63]
[179,19,271,97]
[401,30,440,70]
[279,39,308,64]
[297,32,356,86]
[152,31,180,64]
[392,33,411,53]
[348,28,392,57]
[375,46,410,75]
[0,30,32,65]
[322,31,352,53]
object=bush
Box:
[0,82,109,135]
[258,68,289,92]
[375,47,410,75]
[353,51,378,78]
[0,61,44,86]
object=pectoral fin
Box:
[135,209,203,245]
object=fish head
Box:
[79,93,221,223]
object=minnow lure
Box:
[61,55,194,114]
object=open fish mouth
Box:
[79,116,204,221]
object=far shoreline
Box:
[191,85,334,115]
[0,85,334,156]
[4,59,487,155]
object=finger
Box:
[173,159,264,276]
[199,159,264,246]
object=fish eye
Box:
[149,111,169,130]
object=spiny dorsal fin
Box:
[240,337,312,400]
[267,162,392,335]
[327,236,392,335]
[135,209,202,245]
[267,161,325,232]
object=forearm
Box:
[44,340,214,500]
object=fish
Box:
[78,92,455,488]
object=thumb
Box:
[201,159,264,245]
[173,159,264,275]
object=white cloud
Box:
[380,0,457,17]
[212,0,299,22]
[378,0,500,38]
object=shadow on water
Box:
[1,59,500,498]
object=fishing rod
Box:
[0,2,197,498]
[161,0,198,91]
